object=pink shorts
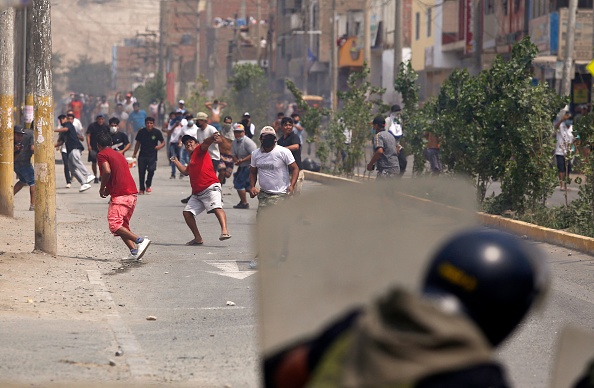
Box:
[107,194,137,234]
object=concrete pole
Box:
[256,0,261,66]
[330,0,338,111]
[394,0,403,102]
[13,7,25,126]
[303,0,309,94]
[561,0,577,97]
[31,0,57,255]
[0,7,15,218]
[158,0,165,79]
[24,5,33,129]
[364,0,371,78]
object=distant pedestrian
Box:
[367,116,400,179]
[217,115,235,185]
[241,112,256,139]
[424,130,442,175]
[132,117,165,194]
[555,112,576,191]
[171,133,231,245]
[55,114,95,192]
[177,99,187,115]
[231,123,257,209]
[95,95,109,117]
[167,113,184,179]
[290,113,305,145]
[96,131,151,261]
[277,117,305,194]
[86,114,110,183]
[13,125,35,211]
[127,102,148,147]
[108,117,130,155]
[273,112,285,135]
[205,99,227,130]
[386,104,407,176]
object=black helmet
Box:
[422,229,549,346]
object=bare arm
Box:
[249,167,259,197]
[121,143,131,154]
[99,161,111,198]
[200,132,220,152]
[170,157,189,176]
[282,143,300,152]
[86,133,92,151]
[367,148,384,171]
[287,162,299,195]
[132,141,140,158]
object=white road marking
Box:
[204,260,257,279]
[87,270,154,378]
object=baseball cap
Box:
[195,112,208,120]
[181,134,198,144]
[260,126,276,137]
[243,112,250,117]
[372,116,386,126]
[178,99,185,105]
[233,123,245,132]
[391,104,401,112]
[14,125,25,134]
[96,114,104,119]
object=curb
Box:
[304,170,594,254]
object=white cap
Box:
[178,99,185,105]
[243,112,250,117]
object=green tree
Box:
[228,63,272,130]
[133,75,166,113]
[66,55,112,96]
[408,37,565,212]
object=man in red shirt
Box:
[171,133,231,245]
[96,132,151,260]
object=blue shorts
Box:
[15,164,35,186]
[233,166,251,191]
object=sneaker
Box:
[94,178,99,184]
[29,205,34,211]
[146,187,152,194]
[233,202,249,209]
[135,237,151,260]
[66,183,71,188]
[181,195,191,204]
[138,190,145,195]
[179,175,184,179]
[86,175,96,184]
[170,175,176,179]
[79,183,92,192]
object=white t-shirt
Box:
[251,145,296,194]
[169,123,183,143]
[194,124,220,160]
[555,123,575,156]
[386,114,403,138]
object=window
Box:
[426,8,431,37]
[502,0,508,15]
[415,12,420,40]
[485,0,494,14]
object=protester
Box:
[555,112,576,191]
[367,116,400,179]
[277,117,304,194]
[13,125,35,211]
[54,114,95,192]
[86,114,110,183]
[108,117,130,154]
[171,133,231,245]
[132,117,165,194]
[204,99,227,130]
[231,123,257,209]
[96,131,151,261]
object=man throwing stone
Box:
[96,132,151,261]
[171,133,231,245]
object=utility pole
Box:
[330,0,338,111]
[303,0,309,93]
[0,7,15,218]
[14,7,26,126]
[24,5,33,129]
[474,0,483,75]
[256,0,261,66]
[364,0,371,76]
[158,0,165,79]
[394,0,402,102]
[561,0,577,97]
[31,0,57,255]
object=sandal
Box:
[185,239,204,246]
[219,234,232,241]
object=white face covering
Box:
[110,126,118,134]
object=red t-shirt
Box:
[97,147,138,197]
[187,146,219,194]
[69,100,83,119]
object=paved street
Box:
[1,156,594,386]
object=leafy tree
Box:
[286,79,329,165]
[133,74,166,113]
[66,55,111,96]
[184,75,210,117]
[228,63,272,130]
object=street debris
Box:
[226,301,236,306]
[146,315,157,321]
